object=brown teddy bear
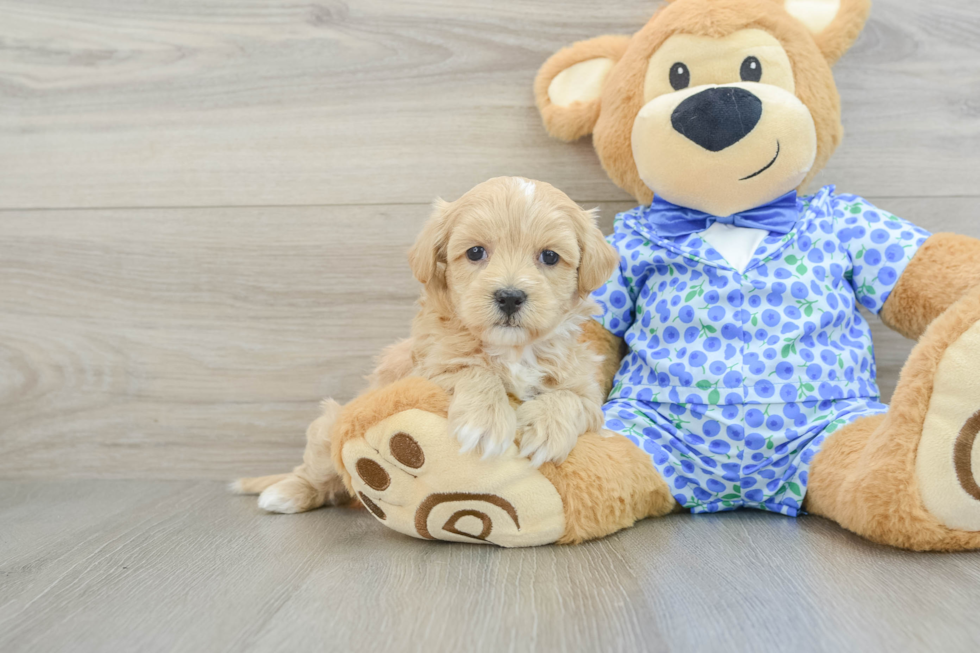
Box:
[241,0,980,550]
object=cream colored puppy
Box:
[408,176,617,464]
[234,177,618,513]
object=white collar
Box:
[698,222,769,274]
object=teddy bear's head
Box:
[535,0,870,217]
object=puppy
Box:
[407,176,619,464]
[233,177,618,513]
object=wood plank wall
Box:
[1,0,978,479]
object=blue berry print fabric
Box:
[592,186,931,515]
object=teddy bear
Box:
[252,0,980,551]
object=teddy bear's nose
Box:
[671,87,763,152]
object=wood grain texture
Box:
[0,0,979,209]
[0,204,426,478]
[0,479,978,653]
[1,198,978,479]
[2,1,979,649]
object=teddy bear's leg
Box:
[538,430,679,544]
[330,377,676,547]
[804,285,980,550]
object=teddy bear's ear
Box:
[535,35,632,142]
[780,0,871,65]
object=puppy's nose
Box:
[671,87,762,152]
[494,288,526,316]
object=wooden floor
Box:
[2,0,980,650]
[3,480,980,653]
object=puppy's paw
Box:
[449,399,517,459]
[257,474,349,514]
[258,483,304,514]
[516,399,582,468]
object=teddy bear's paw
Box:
[341,408,565,547]
[916,319,980,531]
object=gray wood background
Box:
[3,479,980,653]
[2,0,978,480]
[3,2,980,651]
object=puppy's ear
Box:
[535,35,631,142]
[779,0,871,65]
[409,198,453,286]
[574,208,619,296]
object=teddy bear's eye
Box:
[740,56,762,82]
[669,62,690,91]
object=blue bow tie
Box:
[640,191,800,238]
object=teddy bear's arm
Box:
[880,233,980,340]
[580,319,626,396]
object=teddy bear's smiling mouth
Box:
[739,141,781,181]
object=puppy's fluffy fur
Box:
[234,177,618,512]
[407,176,618,464]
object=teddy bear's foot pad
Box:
[917,320,980,531]
[342,409,565,547]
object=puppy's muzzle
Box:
[494,288,526,317]
[671,87,763,152]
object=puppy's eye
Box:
[466,246,486,262]
[539,250,560,266]
[669,62,690,91]
[740,56,762,82]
